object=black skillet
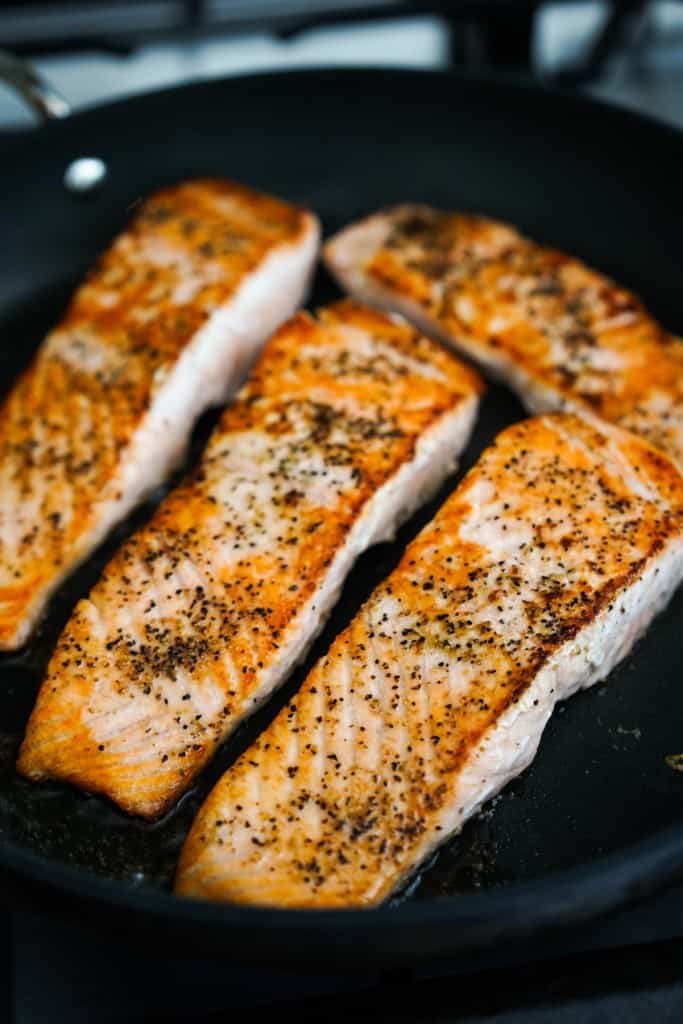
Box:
[0,62,682,969]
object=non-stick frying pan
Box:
[0,62,682,969]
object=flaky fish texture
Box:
[325,205,683,467]
[176,413,683,908]
[0,179,319,649]
[18,301,483,819]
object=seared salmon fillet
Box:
[176,413,683,908]
[17,301,483,819]
[0,179,319,650]
[324,206,683,467]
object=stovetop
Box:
[1,2,683,130]
[8,885,683,1021]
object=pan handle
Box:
[0,50,108,192]
[0,49,71,121]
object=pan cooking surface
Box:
[0,70,682,947]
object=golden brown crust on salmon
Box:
[0,179,318,650]
[324,205,683,467]
[175,413,683,908]
[17,300,483,819]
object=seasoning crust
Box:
[176,413,683,908]
[325,205,683,466]
[0,178,318,649]
[18,300,482,819]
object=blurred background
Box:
[1,0,683,128]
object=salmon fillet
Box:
[324,205,683,467]
[175,413,683,908]
[0,179,319,650]
[17,300,483,820]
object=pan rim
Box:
[2,65,683,962]
[1,820,683,960]
[3,63,682,148]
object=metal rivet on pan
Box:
[63,157,108,194]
